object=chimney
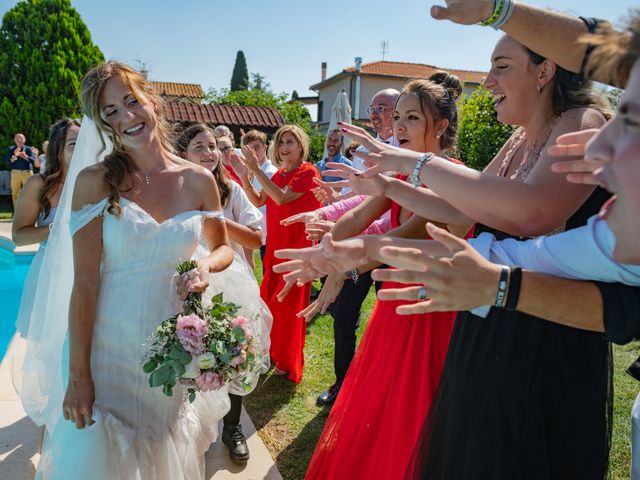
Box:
[321,62,327,81]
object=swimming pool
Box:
[0,245,34,362]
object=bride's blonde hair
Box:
[80,61,175,216]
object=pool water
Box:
[0,248,34,362]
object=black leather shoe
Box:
[222,424,250,464]
[316,384,340,406]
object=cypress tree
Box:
[0,0,104,151]
[230,50,249,91]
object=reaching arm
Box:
[341,110,605,236]
[225,219,262,250]
[12,175,51,245]
[430,1,612,82]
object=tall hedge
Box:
[457,86,515,171]
[0,0,104,152]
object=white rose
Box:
[183,357,201,379]
[197,352,217,370]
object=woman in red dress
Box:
[305,75,469,479]
[240,125,321,383]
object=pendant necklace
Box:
[143,172,150,185]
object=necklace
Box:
[143,172,150,185]
[497,115,560,180]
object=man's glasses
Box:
[366,105,393,115]
[219,146,233,155]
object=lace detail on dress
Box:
[202,210,224,220]
[70,197,109,236]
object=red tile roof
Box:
[163,103,285,128]
[151,81,204,99]
[339,61,486,85]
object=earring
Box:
[537,84,543,93]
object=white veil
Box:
[20,116,112,432]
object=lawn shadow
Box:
[274,409,327,480]
[244,371,298,430]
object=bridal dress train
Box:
[35,197,261,480]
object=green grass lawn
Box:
[246,257,637,480]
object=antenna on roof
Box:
[380,40,389,61]
[135,59,149,79]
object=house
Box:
[310,60,487,132]
[163,103,285,139]
[150,81,205,104]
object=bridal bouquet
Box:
[143,260,259,402]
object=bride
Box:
[24,62,238,479]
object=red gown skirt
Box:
[305,286,455,479]
[260,162,321,384]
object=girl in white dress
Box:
[31,62,236,480]
[176,123,265,463]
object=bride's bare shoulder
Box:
[73,164,110,207]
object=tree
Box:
[291,90,299,101]
[606,88,623,109]
[249,72,270,91]
[456,86,516,171]
[0,0,104,154]
[230,50,249,91]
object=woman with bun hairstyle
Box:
[305,73,468,480]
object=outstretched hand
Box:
[274,233,369,284]
[281,209,324,226]
[549,128,602,186]
[239,145,260,172]
[429,0,495,24]
[297,273,345,323]
[372,223,501,314]
[323,162,388,197]
[337,122,420,174]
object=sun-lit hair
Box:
[175,123,231,208]
[80,61,175,216]
[583,11,640,88]
[271,125,309,168]
[241,129,267,146]
[39,118,81,218]
[398,72,462,151]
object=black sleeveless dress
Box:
[406,187,613,480]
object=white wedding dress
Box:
[36,198,232,480]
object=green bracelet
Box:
[479,0,504,27]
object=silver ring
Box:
[417,286,427,300]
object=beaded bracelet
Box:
[494,265,510,308]
[479,0,514,30]
[408,153,433,188]
[505,266,522,311]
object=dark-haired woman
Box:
[324,35,611,480]
[306,74,468,480]
[13,118,80,337]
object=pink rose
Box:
[176,314,208,355]
[195,371,225,391]
[230,349,247,368]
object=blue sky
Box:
[1,0,635,98]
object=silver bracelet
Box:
[344,268,359,284]
[491,0,514,29]
[408,153,433,188]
